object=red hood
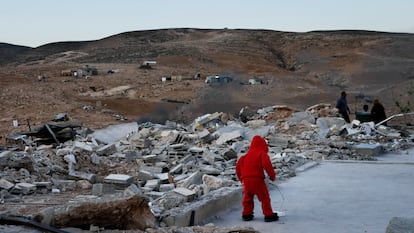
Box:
[247,135,268,154]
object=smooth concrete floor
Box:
[209,149,414,233]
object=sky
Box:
[2,0,414,47]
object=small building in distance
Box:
[205,75,232,84]
[139,61,157,69]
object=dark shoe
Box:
[264,213,279,222]
[242,214,254,221]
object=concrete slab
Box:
[352,143,383,156]
[208,149,414,233]
[92,122,138,144]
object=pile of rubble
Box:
[1,103,413,232]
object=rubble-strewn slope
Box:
[1,28,414,150]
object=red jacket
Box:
[236,135,276,181]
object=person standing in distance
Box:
[371,99,387,126]
[336,91,351,123]
[236,135,279,222]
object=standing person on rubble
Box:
[336,91,351,123]
[371,99,387,126]
[236,135,279,222]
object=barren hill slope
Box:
[1,28,414,140]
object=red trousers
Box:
[242,178,273,216]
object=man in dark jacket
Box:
[236,135,279,222]
[336,91,351,123]
[371,99,387,125]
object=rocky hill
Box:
[1,28,414,140]
[0,43,31,64]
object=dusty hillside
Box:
[1,28,414,142]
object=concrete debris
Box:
[352,143,383,156]
[1,103,414,232]
[386,217,414,233]
[7,122,82,146]
[34,194,156,231]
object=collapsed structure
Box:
[0,103,413,232]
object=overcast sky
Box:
[2,0,414,47]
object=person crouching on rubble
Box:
[236,135,279,222]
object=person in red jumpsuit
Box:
[236,135,279,222]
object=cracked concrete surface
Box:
[210,149,414,233]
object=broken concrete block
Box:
[194,113,213,126]
[161,187,242,227]
[69,170,96,183]
[287,111,316,125]
[76,180,92,190]
[239,106,256,122]
[173,187,196,202]
[6,152,33,171]
[200,166,221,175]
[317,117,346,138]
[0,179,14,190]
[230,142,244,154]
[140,165,163,174]
[202,174,225,194]
[352,143,383,156]
[169,164,183,174]
[179,154,194,164]
[146,191,165,200]
[169,143,185,150]
[52,179,77,192]
[201,152,222,165]
[156,162,170,173]
[124,184,142,196]
[138,170,154,182]
[73,141,94,152]
[376,125,401,137]
[56,148,71,156]
[159,184,175,192]
[143,154,159,163]
[189,147,204,154]
[12,182,37,195]
[246,119,266,128]
[104,174,133,186]
[215,130,242,145]
[223,149,237,160]
[177,171,203,189]
[33,181,52,193]
[267,135,289,148]
[109,152,126,159]
[92,183,116,196]
[151,147,164,155]
[151,192,186,213]
[96,143,117,156]
[155,173,170,184]
[90,154,102,165]
[131,138,151,149]
[243,126,271,141]
[144,179,160,191]
[92,122,138,144]
[173,174,189,183]
[0,151,12,166]
[257,106,276,117]
[64,154,76,164]
[125,150,141,162]
[197,129,213,143]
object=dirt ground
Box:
[0,63,207,145]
